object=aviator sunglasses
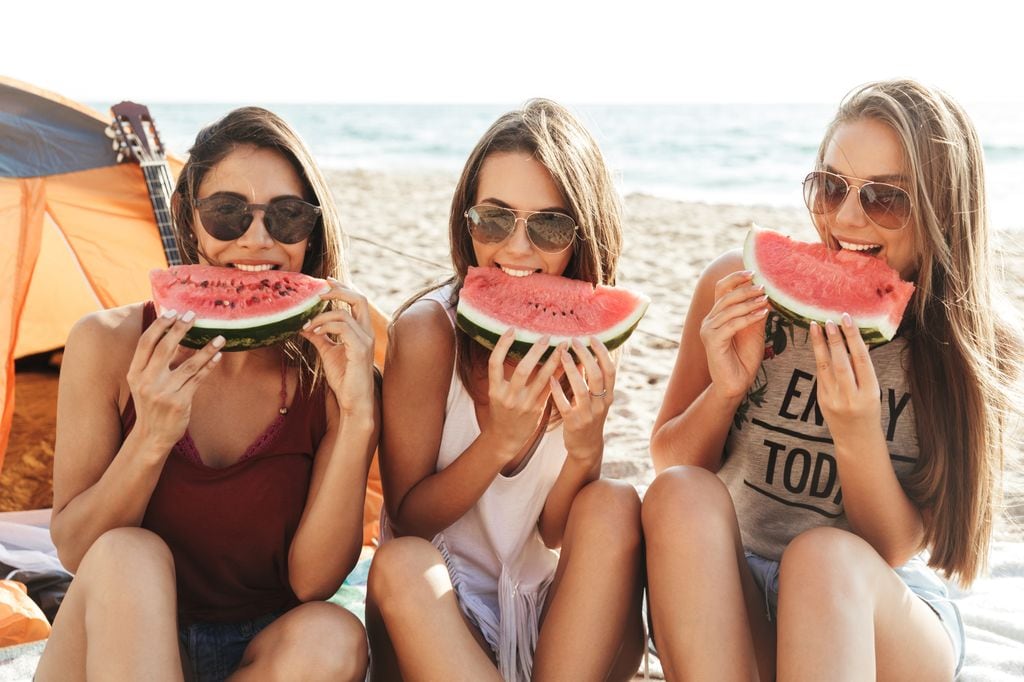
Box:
[465,204,577,254]
[802,170,913,231]
[195,194,322,244]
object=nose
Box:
[834,183,870,229]
[236,208,275,247]
[504,215,534,253]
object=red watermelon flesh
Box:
[150,265,329,350]
[743,225,915,343]
[456,266,649,357]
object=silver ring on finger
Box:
[588,388,608,398]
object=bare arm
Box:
[650,252,770,473]
[381,301,563,540]
[285,283,381,601]
[50,307,223,571]
[808,317,924,565]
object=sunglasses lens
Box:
[860,183,912,230]
[803,171,848,215]
[526,212,576,253]
[197,195,250,240]
[265,199,320,244]
[467,206,515,243]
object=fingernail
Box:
[758,294,769,303]
[302,321,311,330]
[741,270,753,277]
[825,320,838,336]
[842,312,853,327]
[162,309,177,319]
[212,352,223,363]
[313,326,322,334]
[181,310,196,323]
[754,283,765,292]
[212,335,226,348]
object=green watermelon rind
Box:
[455,295,650,360]
[176,298,328,351]
[743,226,898,346]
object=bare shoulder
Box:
[388,298,456,367]
[699,249,746,287]
[63,304,146,391]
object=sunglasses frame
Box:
[194,195,323,244]
[802,170,913,231]
[464,204,578,254]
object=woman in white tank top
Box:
[366,100,646,682]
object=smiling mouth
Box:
[231,263,279,272]
[836,239,882,255]
[497,264,541,277]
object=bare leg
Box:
[34,527,182,682]
[230,601,367,681]
[366,536,501,682]
[642,466,774,682]
[776,527,956,682]
[533,478,645,682]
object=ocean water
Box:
[133,103,1023,230]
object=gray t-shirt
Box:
[719,313,919,560]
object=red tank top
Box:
[120,302,326,624]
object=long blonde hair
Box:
[816,80,1022,585]
[395,98,624,399]
[170,106,349,390]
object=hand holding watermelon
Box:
[299,278,377,418]
[548,336,616,463]
[808,314,883,447]
[484,330,566,461]
[699,270,771,401]
[126,308,226,453]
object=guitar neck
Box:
[141,161,182,266]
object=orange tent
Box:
[1,76,181,467]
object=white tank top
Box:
[383,285,567,681]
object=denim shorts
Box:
[745,551,965,676]
[179,610,282,682]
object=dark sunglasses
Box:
[465,204,577,254]
[195,194,322,244]
[802,170,913,231]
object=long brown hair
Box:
[394,98,624,400]
[170,106,348,390]
[815,80,1023,585]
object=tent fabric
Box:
[0,77,118,178]
[0,77,180,468]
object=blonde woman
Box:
[367,99,645,681]
[645,80,1021,680]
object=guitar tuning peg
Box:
[104,125,116,139]
[116,151,125,163]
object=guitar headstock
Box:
[108,101,167,164]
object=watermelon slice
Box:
[743,225,915,345]
[455,266,650,358]
[150,265,330,351]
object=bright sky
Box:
[3,0,1019,104]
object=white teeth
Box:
[233,263,277,272]
[499,266,535,277]
[838,240,882,252]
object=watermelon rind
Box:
[151,266,330,352]
[455,281,650,360]
[743,225,906,346]
[175,298,328,351]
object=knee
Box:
[641,465,733,538]
[779,527,874,599]
[78,527,174,583]
[568,479,642,551]
[367,536,444,606]
[270,603,368,682]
